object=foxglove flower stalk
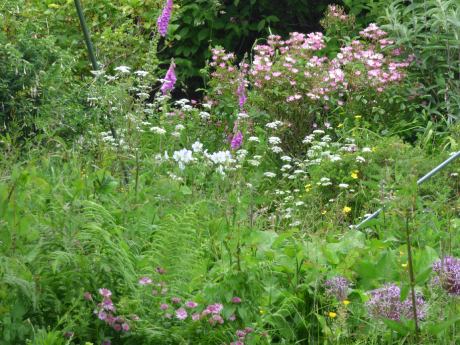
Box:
[157,0,173,37]
[231,131,243,150]
[432,256,460,295]
[237,79,247,110]
[160,61,176,95]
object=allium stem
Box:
[405,208,419,338]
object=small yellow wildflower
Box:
[259,308,265,315]
[351,170,359,179]
[354,115,362,120]
[305,183,312,192]
[343,300,350,306]
[337,123,344,128]
[328,312,337,318]
[343,206,352,214]
[401,263,408,268]
[321,210,327,215]
[371,147,377,152]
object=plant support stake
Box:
[355,151,460,229]
[74,0,98,71]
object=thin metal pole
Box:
[74,0,98,71]
[355,151,460,229]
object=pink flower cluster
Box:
[230,327,254,345]
[94,288,130,332]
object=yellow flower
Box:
[351,170,359,179]
[259,308,265,315]
[328,312,337,318]
[401,263,408,268]
[343,300,350,306]
[343,206,352,214]
[305,183,312,192]
[371,147,377,152]
[354,115,362,120]
[337,123,344,128]
[321,210,327,215]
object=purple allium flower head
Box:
[101,298,116,312]
[244,327,254,334]
[231,131,243,150]
[98,288,112,298]
[192,312,201,321]
[160,61,176,95]
[157,0,173,37]
[325,276,350,301]
[228,314,236,321]
[231,296,242,304]
[185,301,198,308]
[139,277,152,285]
[366,284,425,321]
[237,79,247,110]
[160,303,169,310]
[175,307,188,320]
[432,256,460,295]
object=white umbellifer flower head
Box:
[175,99,190,106]
[182,105,193,111]
[338,183,349,189]
[264,172,276,178]
[356,156,366,163]
[199,111,211,120]
[171,131,181,137]
[321,135,332,143]
[237,112,249,119]
[172,148,194,170]
[271,146,283,153]
[192,141,203,153]
[114,65,131,74]
[362,147,372,153]
[248,159,260,167]
[280,155,292,162]
[329,154,342,162]
[312,129,325,135]
[175,124,185,131]
[268,136,282,145]
[150,126,166,135]
[248,136,260,142]
[134,70,149,77]
[206,150,233,165]
[281,164,292,171]
[202,103,212,109]
[290,220,301,227]
[302,134,315,144]
[295,201,305,206]
[265,120,283,129]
